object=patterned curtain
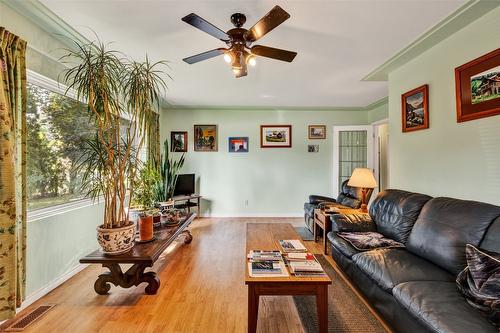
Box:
[147,112,160,164]
[0,27,27,320]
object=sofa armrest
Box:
[330,213,376,232]
[309,195,337,205]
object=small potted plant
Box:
[133,163,161,242]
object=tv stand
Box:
[172,194,202,218]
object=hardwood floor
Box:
[3,218,389,333]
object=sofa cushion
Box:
[330,213,376,232]
[481,216,500,253]
[393,281,498,333]
[327,232,360,258]
[369,189,431,244]
[407,197,500,275]
[303,202,316,219]
[352,248,453,292]
[336,193,361,209]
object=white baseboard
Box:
[199,213,303,218]
[18,263,88,312]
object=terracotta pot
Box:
[96,223,135,255]
[139,215,154,241]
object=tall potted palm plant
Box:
[63,38,168,254]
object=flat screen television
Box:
[174,174,195,196]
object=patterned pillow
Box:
[336,232,404,251]
[456,244,500,327]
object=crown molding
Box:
[2,0,90,48]
[162,96,389,112]
[363,0,500,81]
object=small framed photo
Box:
[228,137,248,153]
[194,125,217,152]
[402,84,429,132]
[308,145,319,153]
[260,125,292,148]
[455,48,500,122]
[308,125,326,139]
[170,131,188,152]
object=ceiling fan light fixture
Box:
[223,52,233,63]
[247,55,257,67]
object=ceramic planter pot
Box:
[139,215,154,241]
[96,223,135,255]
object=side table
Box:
[314,208,363,254]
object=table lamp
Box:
[347,168,377,213]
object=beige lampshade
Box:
[347,168,377,188]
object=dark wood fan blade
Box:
[182,13,229,41]
[251,45,297,62]
[183,48,226,64]
[244,6,290,42]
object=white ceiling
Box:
[41,0,466,108]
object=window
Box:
[26,79,95,211]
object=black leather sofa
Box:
[303,179,373,232]
[327,189,500,333]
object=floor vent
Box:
[3,304,55,332]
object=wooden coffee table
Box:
[80,213,196,295]
[245,223,332,333]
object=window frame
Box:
[26,70,97,221]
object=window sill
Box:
[27,198,100,223]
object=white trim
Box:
[27,198,99,222]
[332,125,374,198]
[18,263,89,312]
[27,69,79,101]
[199,213,303,218]
[371,118,389,126]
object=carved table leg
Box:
[94,263,160,295]
[183,229,193,244]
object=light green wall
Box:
[160,108,371,216]
[1,3,101,300]
[368,99,389,123]
[388,6,500,205]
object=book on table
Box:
[247,250,289,277]
[279,239,307,253]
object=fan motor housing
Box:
[230,13,246,28]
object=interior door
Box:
[332,126,374,197]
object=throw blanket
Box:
[337,232,404,251]
[456,244,500,327]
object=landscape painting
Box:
[308,125,326,139]
[171,131,188,152]
[470,66,500,105]
[194,125,217,151]
[401,84,429,132]
[456,48,500,122]
[260,125,292,148]
[228,137,248,152]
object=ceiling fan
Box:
[181,5,297,78]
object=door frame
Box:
[372,118,389,199]
[332,125,374,198]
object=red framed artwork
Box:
[455,48,500,122]
[260,125,292,148]
[401,84,429,133]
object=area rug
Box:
[293,255,387,333]
[295,227,315,241]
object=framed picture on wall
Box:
[228,137,248,152]
[455,48,500,122]
[260,125,292,148]
[401,84,429,132]
[308,145,319,153]
[308,125,326,139]
[170,131,188,152]
[194,125,218,152]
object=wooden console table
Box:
[80,213,196,295]
[245,223,332,333]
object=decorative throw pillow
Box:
[336,232,404,251]
[456,244,500,327]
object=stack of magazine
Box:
[247,250,288,277]
[285,252,327,277]
[279,239,307,253]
